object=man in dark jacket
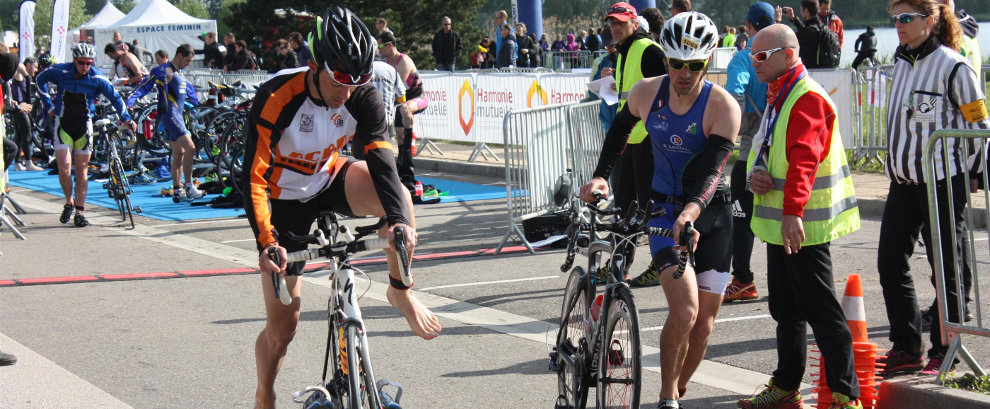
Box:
[514,23,537,67]
[783,0,832,68]
[268,39,298,73]
[432,16,463,71]
[497,24,516,68]
[289,32,314,67]
[852,26,877,70]
[201,32,224,69]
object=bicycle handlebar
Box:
[267,248,292,305]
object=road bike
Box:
[92,117,138,229]
[272,211,411,409]
[549,193,694,409]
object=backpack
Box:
[812,22,841,68]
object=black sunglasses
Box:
[667,57,708,72]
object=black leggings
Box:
[2,137,15,171]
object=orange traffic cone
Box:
[841,274,868,343]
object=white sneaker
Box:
[185,184,204,200]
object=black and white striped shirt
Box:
[885,37,990,184]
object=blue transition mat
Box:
[8,171,506,221]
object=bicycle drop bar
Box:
[283,237,391,263]
[267,248,292,305]
[393,226,413,287]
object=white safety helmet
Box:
[658,11,719,61]
[72,42,96,59]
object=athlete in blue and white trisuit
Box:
[36,43,136,227]
[127,43,203,201]
[580,12,739,408]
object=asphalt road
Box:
[2,170,989,408]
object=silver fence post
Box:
[924,129,990,382]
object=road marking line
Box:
[13,194,810,398]
[154,218,247,228]
[640,314,773,332]
[418,276,559,291]
[221,238,257,243]
[0,333,134,408]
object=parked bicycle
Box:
[550,192,694,409]
[92,116,140,228]
[273,211,411,409]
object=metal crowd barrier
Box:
[541,50,607,70]
[496,101,606,254]
[924,129,990,381]
[497,103,574,254]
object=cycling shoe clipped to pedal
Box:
[292,385,335,409]
[377,379,404,409]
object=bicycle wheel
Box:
[344,324,381,409]
[112,156,135,229]
[596,285,641,409]
[108,154,127,221]
[555,266,590,409]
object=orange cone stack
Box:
[816,274,883,409]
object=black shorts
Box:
[269,158,358,276]
[651,201,733,285]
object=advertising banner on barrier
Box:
[417,72,590,146]
[417,73,474,143]
[808,69,855,148]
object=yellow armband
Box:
[961,99,988,123]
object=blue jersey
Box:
[127,62,199,113]
[36,62,132,122]
[725,44,767,115]
[646,78,715,196]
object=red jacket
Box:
[767,64,835,218]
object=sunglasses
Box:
[608,6,632,14]
[891,12,928,25]
[667,57,708,72]
[327,69,373,87]
[377,41,392,50]
[75,60,94,67]
[749,46,789,63]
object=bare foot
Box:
[386,286,442,340]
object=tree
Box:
[113,0,135,14]
[223,0,487,70]
[175,0,209,19]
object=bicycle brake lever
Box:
[673,221,696,280]
[267,248,292,305]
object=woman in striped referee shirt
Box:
[877,0,990,377]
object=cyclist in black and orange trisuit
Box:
[243,7,442,409]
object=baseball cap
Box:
[746,2,776,29]
[606,2,638,22]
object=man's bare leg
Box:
[254,274,302,409]
[343,160,442,339]
[658,265,699,400]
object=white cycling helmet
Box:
[658,11,719,61]
[72,42,96,59]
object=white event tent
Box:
[65,2,126,62]
[93,0,216,66]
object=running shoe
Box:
[173,187,188,203]
[628,262,660,287]
[73,213,89,227]
[59,204,74,224]
[736,378,803,409]
[877,350,924,376]
[724,277,759,302]
[828,392,863,409]
[592,265,610,284]
[186,184,205,200]
[920,353,956,375]
[659,399,681,409]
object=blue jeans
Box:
[436,62,455,72]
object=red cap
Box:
[606,2,638,22]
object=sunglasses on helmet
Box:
[890,12,928,25]
[666,57,708,72]
[749,47,789,63]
